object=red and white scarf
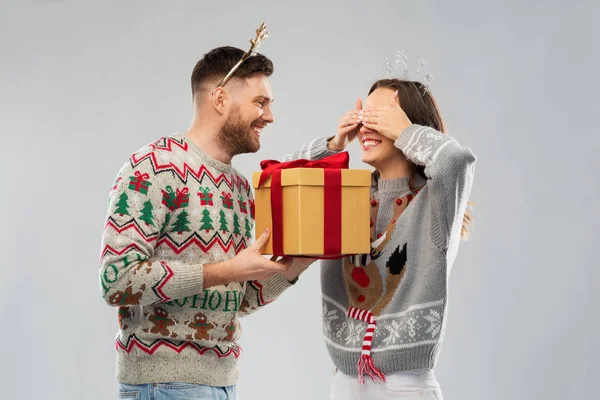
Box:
[347,306,386,383]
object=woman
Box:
[284,79,476,399]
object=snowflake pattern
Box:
[336,321,347,339]
[382,320,401,346]
[380,57,393,79]
[424,309,442,338]
[379,50,435,95]
[406,317,417,338]
[130,194,144,210]
[345,321,364,346]
[323,304,340,335]
[322,298,445,349]
[185,249,199,262]
[405,128,451,165]
[416,58,426,75]
[395,50,409,76]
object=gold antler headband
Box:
[216,22,270,88]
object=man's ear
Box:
[211,86,229,115]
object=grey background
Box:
[0,0,598,399]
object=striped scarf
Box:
[347,306,386,383]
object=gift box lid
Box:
[252,168,371,188]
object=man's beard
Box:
[218,106,260,157]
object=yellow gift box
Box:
[252,154,371,257]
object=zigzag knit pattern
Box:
[99,133,292,386]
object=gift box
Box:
[252,152,371,257]
[161,186,189,211]
[129,171,152,195]
[238,196,248,214]
[197,187,214,206]
[221,192,234,209]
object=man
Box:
[100,45,321,399]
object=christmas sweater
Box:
[283,125,476,381]
[100,133,294,386]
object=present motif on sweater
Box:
[100,133,293,387]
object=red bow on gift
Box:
[258,152,350,258]
[134,171,150,180]
[258,152,349,188]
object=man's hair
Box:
[190,46,274,94]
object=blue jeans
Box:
[118,382,238,400]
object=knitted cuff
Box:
[394,124,422,152]
[310,136,340,160]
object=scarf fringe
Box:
[357,354,386,384]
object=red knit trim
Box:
[130,153,249,192]
[154,261,174,302]
[104,219,158,242]
[116,336,241,358]
[101,243,146,261]
[156,234,247,255]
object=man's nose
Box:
[262,106,274,123]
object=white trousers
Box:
[330,369,443,400]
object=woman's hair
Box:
[368,79,473,239]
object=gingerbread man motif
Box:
[117,307,134,330]
[186,312,215,341]
[108,284,146,306]
[221,316,237,342]
[239,299,255,314]
[147,307,176,337]
[133,260,153,275]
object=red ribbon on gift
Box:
[258,152,350,258]
[175,187,189,209]
[134,171,150,181]
[130,171,151,192]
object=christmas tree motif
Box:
[159,213,171,236]
[114,192,130,216]
[233,213,241,236]
[238,196,247,214]
[139,200,155,226]
[197,187,214,206]
[200,209,214,232]
[172,210,191,234]
[218,210,229,233]
[244,217,252,239]
[128,171,152,195]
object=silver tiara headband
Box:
[380,50,434,94]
